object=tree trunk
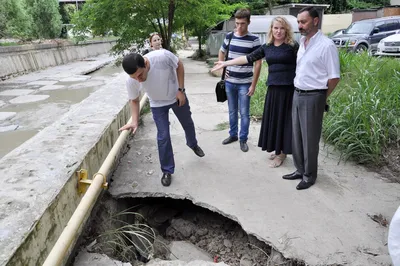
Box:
[198,35,202,55]
[266,0,273,15]
[166,0,175,50]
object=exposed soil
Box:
[77,196,306,266]
[379,145,400,183]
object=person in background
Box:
[212,16,298,168]
[142,33,163,55]
[282,6,340,190]
[218,8,262,152]
[120,51,205,187]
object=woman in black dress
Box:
[212,17,298,168]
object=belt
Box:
[295,87,327,93]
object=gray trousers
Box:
[292,90,327,182]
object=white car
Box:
[376,30,400,56]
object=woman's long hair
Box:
[267,17,295,45]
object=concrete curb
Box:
[0,72,131,266]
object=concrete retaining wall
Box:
[0,40,115,80]
[0,72,133,266]
[321,14,352,34]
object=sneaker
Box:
[191,145,205,157]
[222,136,238,145]
[240,141,249,152]
[161,173,172,186]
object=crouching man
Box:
[120,50,205,187]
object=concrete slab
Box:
[0,112,16,121]
[0,89,35,96]
[9,95,49,104]
[39,85,66,91]
[67,80,105,90]
[169,241,212,261]
[27,80,57,86]
[0,100,5,108]
[109,56,399,265]
[59,75,91,82]
[146,259,229,266]
[0,125,19,132]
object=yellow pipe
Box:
[43,94,148,266]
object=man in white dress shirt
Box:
[282,6,340,190]
[389,206,400,265]
[120,51,205,187]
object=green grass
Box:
[249,54,400,165]
[0,42,19,46]
[215,121,230,131]
[250,63,268,119]
[322,52,400,164]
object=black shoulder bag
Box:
[215,32,233,103]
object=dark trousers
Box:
[151,97,197,174]
[292,90,327,182]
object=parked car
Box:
[376,30,400,56]
[331,16,400,54]
[330,28,346,38]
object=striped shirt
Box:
[220,32,261,84]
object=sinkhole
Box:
[74,196,307,266]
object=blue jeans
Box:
[151,97,197,174]
[225,81,251,141]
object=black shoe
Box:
[191,145,205,157]
[296,180,315,190]
[222,136,238,145]
[240,141,248,152]
[161,173,172,187]
[282,171,303,180]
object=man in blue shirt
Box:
[219,8,262,152]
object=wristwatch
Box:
[178,88,186,93]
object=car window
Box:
[346,22,374,34]
[375,22,386,32]
[385,20,400,31]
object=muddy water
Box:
[0,64,122,159]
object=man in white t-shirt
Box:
[120,51,205,187]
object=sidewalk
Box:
[0,54,117,158]
[109,51,399,265]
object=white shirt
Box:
[294,30,340,90]
[125,49,179,108]
[389,206,400,266]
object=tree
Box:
[72,0,238,54]
[181,0,241,57]
[0,0,32,39]
[26,0,62,39]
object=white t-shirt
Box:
[125,49,179,108]
[389,206,400,266]
[294,30,340,90]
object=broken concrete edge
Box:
[111,192,304,265]
[0,71,139,266]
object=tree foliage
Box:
[0,0,32,39]
[25,0,62,39]
[72,0,239,54]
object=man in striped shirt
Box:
[219,8,262,152]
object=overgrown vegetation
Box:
[250,54,400,166]
[323,52,400,164]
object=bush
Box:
[323,52,400,164]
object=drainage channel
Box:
[0,63,122,159]
[72,196,307,266]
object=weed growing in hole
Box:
[96,210,157,262]
[323,52,400,164]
